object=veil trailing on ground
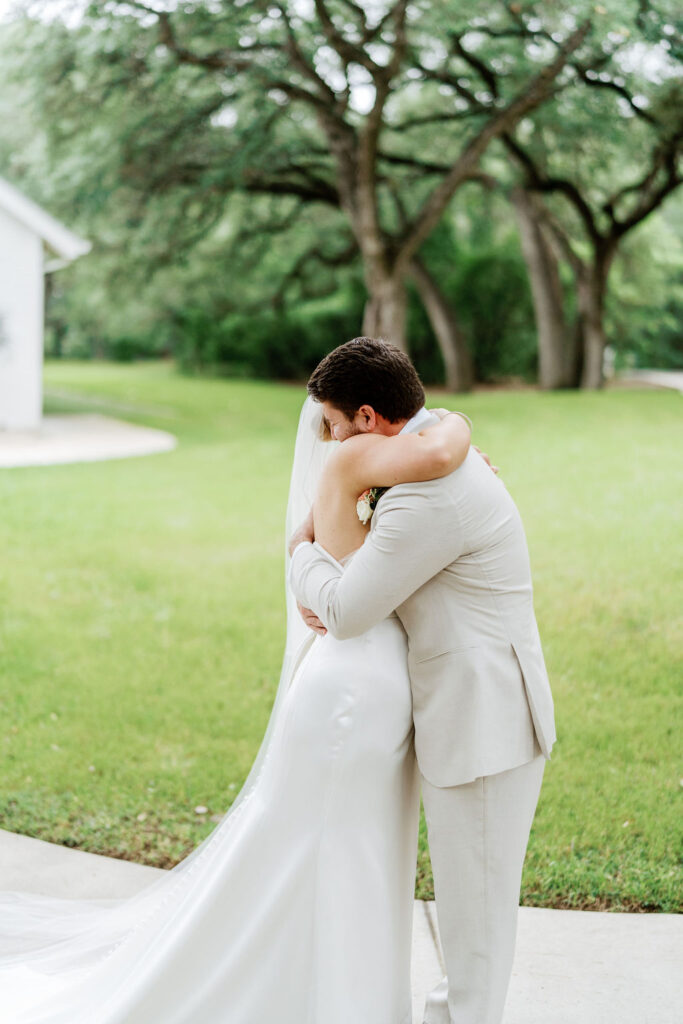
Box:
[0,396,335,984]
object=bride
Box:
[0,396,471,1024]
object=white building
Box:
[0,176,90,431]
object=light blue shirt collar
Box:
[400,406,433,434]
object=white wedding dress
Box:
[0,399,421,1024]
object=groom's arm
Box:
[289,490,463,640]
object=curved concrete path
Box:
[617,369,683,393]
[0,414,176,467]
[0,829,680,1023]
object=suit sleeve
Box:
[288,489,464,640]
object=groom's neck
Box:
[372,416,408,437]
[376,419,409,436]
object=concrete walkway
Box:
[616,369,683,393]
[0,829,680,1023]
[0,413,176,467]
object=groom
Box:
[288,337,556,1024]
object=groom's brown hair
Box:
[307,337,425,423]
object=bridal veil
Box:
[0,396,334,979]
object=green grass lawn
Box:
[1,360,681,912]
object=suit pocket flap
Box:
[413,643,481,664]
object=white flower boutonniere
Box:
[356,486,388,525]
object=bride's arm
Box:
[332,411,471,492]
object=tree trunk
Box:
[578,254,613,389]
[511,187,571,389]
[43,273,61,359]
[568,311,584,387]
[579,287,606,388]
[361,272,408,351]
[409,257,473,392]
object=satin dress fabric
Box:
[2,572,420,1024]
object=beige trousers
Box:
[422,754,546,1024]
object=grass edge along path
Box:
[1,361,681,912]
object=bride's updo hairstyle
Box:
[307,336,425,429]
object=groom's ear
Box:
[355,404,379,433]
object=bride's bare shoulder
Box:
[324,434,385,475]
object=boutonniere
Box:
[356,486,388,525]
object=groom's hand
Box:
[297,602,327,636]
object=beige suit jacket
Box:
[289,434,556,788]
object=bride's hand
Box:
[429,409,498,474]
[288,507,315,556]
[474,445,499,475]
[429,408,472,429]
[297,602,327,636]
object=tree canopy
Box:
[1,0,681,386]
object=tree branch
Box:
[395,19,592,271]
[502,132,600,243]
[269,236,358,306]
[378,151,498,187]
[612,143,683,236]
[120,1,249,72]
[242,173,339,206]
[411,51,490,112]
[276,2,340,106]
[355,1,409,261]
[511,186,584,273]
[504,119,683,248]
[388,109,484,131]
[313,0,380,74]
[574,64,659,126]
[231,202,304,248]
[449,31,500,98]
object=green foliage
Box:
[411,205,538,383]
[107,334,168,363]
[405,290,446,385]
[454,247,537,381]
[606,207,683,369]
[0,1,681,386]
[2,363,681,911]
[170,301,365,380]
[406,248,538,385]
